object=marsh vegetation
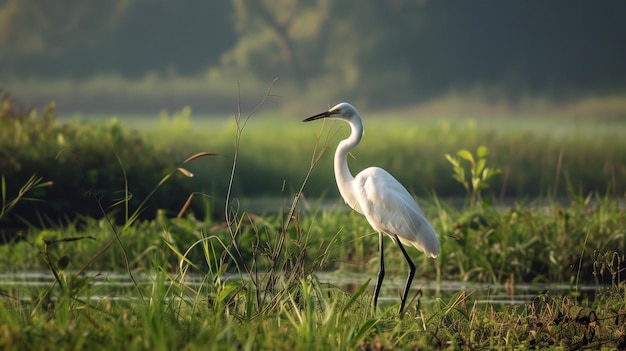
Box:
[1,91,626,350]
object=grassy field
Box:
[81,105,626,201]
[2,95,626,349]
[3,90,626,222]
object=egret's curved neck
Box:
[334,117,363,209]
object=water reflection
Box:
[0,271,595,305]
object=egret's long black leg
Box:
[373,232,385,312]
[395,234,416,316]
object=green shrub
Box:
[0,93,202,229]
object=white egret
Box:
[303,102,440,315]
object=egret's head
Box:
[303,102,359,122]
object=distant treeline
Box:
[2,0,626,108]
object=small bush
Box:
[0,92,199,229]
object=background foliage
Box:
[2,0,626,113]
[0,92,195,229]
[2,92,625,230]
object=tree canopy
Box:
[2,0,625,109]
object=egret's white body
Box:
[304,102,439,315]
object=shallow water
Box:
[229,196,626,217]
[0,271,596,306]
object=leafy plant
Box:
[445,145,501,208]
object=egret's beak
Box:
[303,110,333,122]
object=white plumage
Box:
[354,167,440,257]
[304,102,439,315]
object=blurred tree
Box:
[319,0,428,104]
[408,1,626,99]
[0,0,235,78]
[1,0,625,108]
[224,0,427,103]
[114,1,235,77]
[223,0,324,87]
[0,0,131,76]
[0,0,129,54]
[238,0,305,83]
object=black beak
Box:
[303,110,332,122]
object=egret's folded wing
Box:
[354,167,440,258]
